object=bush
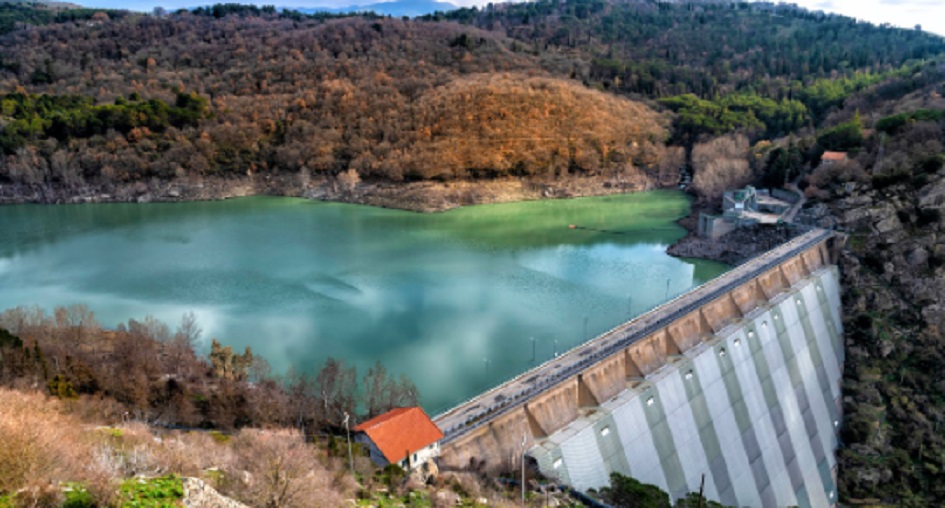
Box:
[599,472,670,508]
[62,483,95,508]
[875,109,945,134]
[872,169,911,189]
[818,116,864,152]
[0,390,110,502]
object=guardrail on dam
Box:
[434,229,844,507]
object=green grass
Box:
[355,490,498,507]
[119,475,184,508]
[63,483,95,508]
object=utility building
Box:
[353,407,444,469]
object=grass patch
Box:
[63,482,95,508]
[119,475,184,508]
[208,430,230,444]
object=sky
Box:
[791,0,945,36]
[75,0,945,37]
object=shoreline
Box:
[0,172,668,213]
[2,174,781,266]
[1,173,788,266]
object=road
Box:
[434,228,832,443]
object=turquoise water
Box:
[0,191,728,412]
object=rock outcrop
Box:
[183,478,248,508]
[666,224,802,266]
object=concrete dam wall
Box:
[530,266,843,507]
[434,229,844,507]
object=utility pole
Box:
[698,473,705,508]
[343,412,354,478]
[521,431,527,506]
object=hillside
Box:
[0,8,672,208]
[0,387,548,507]
[1,0,945,504]
[0,1,943,209]
[791,76,945,503]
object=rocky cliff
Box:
[804,174,945,502]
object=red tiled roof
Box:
[822,151,848,162]
[353,407,444,464]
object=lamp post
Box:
[553,339,558,358]
[530,336,537,363]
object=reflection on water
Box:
[0,191,728,412]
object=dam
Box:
[434,229,844,507]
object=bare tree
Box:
[691,134,752,201]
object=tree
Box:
[363,360,388,419]
[209,339,253,381]
[336,168,361,194]
[690,134,751,200]
[762,139,803,188]
[598,472,670,508]
[363,361,420,418]
[314,357,357,422]
[817,113,864,152]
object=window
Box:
[413,453,418,463]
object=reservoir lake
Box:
[0,190,728,413]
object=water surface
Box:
[0,191,728,412]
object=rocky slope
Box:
[816,174,945,502]
[0,172,663,212]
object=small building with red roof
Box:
[352,407,444,469]
[821,151,848,164]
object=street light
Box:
[553,339,558,358]
[530,336,537,363]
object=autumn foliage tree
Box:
[690,134,752,201]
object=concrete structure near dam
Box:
[434,229,845,507]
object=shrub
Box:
[0,390,109,501]
[872,169,911,189]
[62,483,95,508]
[875,109,945,134]
[817,118,864,151]
[598,472,670,508]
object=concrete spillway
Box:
[530,266,843,507]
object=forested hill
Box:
[3,1,945,505]
[0,0,943,197]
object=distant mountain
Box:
[291,0,455,17]
[1,0,82,9]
